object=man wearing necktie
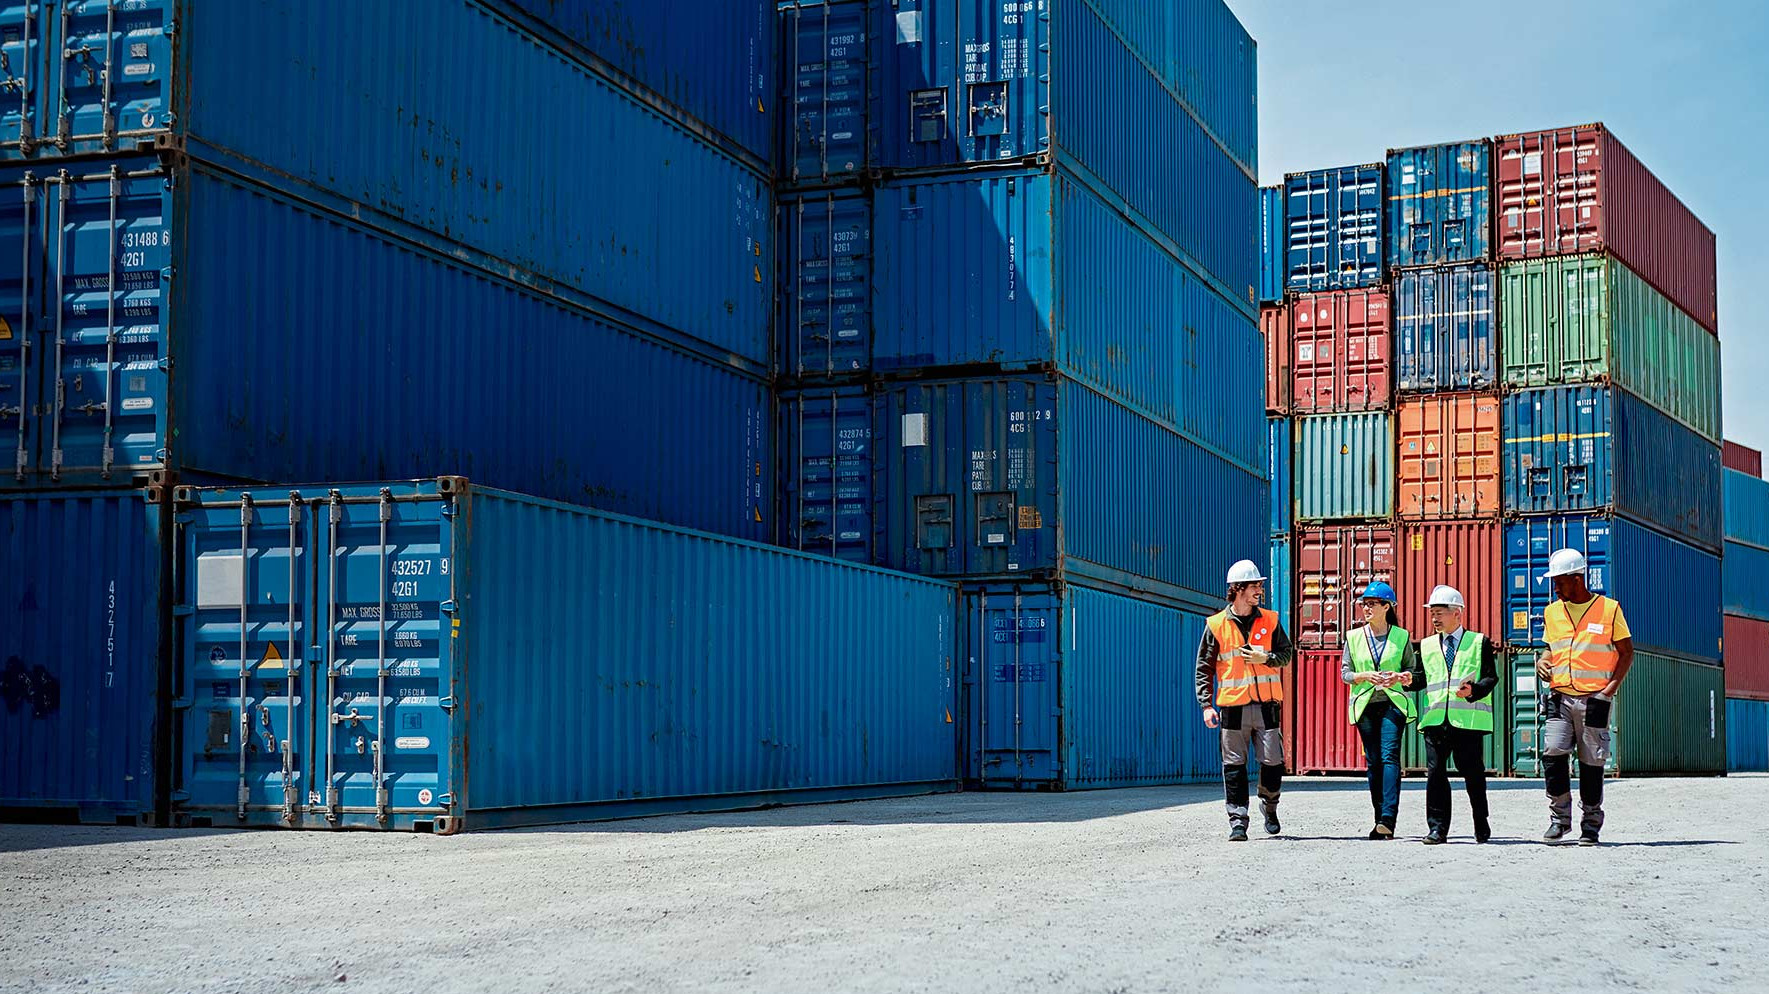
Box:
[1417,585,1498,844]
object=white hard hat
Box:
[1425,585,1465,609]
[1538,548,1588,582]
[1226,559,1267,584]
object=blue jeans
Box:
[1355,698,1406,826]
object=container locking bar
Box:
[324,491,343,823]
[374,489,392,825]
[235,495,253,821]
[12,174,33,479]
[47,170,67,478]
[281,493,302,825]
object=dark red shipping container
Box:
[1289,288,1392,413]
[1724,441,1762,478]
[1395,520,1503,644]
[1297,524,1396,649]
[1291,650,1366,774]
[1725,614,1769,701]
[1262,304,1291,415]
[1496,123,1718,334]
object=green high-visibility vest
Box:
[1347,625,1416,724]
[1419,631,1494,732]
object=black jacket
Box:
[1195,608,1295,709]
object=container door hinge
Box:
[438,793,455,807]
[171,603,194,617]
[306,646,326,665]
[440,599,458,614]
[170,696,192,711]
[438,695,456,711]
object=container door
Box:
[313,488,456,830]
[179,493,312,827]
[39,160,167,482]
[968,586,1059,786]
[779,190,871,376]
[779,386,872,562]
[780,0,871,184]
[48,0,171,157]
[0,165,41,481]
[1,2,47,156]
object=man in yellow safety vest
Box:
[1534,548,1635,846]
[1196,559,1294,842]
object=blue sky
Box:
[1226,0,1769,450]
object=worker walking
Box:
[1197,559,1294,842]
[1341,581,1421,840]
[1535,549,1635,846]
[1416,585,1499,845]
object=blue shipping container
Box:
[7,0,772,364]
[490,0,777,167]
[1268,417,1291,537]
[1728,697,1769,772]
[1,489,164,822]
[0,156,773,541]
[1393,264,1497,393]
[779,385,874,563]
[1386,140,1492,268]
[1268,536,1293,636]
[1502,385,1721,552]
[1260,185,1284,304]
[874,375,1266,612]
[870,168,1264,471]
[780,0,872,185]
[1284,163,1386,292]
[1503,514,1722,663]
[1724,540,1769,623]
[173,479,959,831]
[1724,467,1769,549]
[779,188,872,377]
[965,581,1221,789]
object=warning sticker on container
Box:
[1297,343,1314,362]
[122,397,153,411]
[902,412,928,447]
[1513,610,1529,630]
[896,10,923,44]
[395,736,431,751]
[1017,506,1042,529]
[1516,673,1535,694]
[1523,153,1542,176]
[418,788,434,805]
[0,316,11,340]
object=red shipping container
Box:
[1262,304,1290,414]
[1291,650,1366,774]
[1496,123,1718,334]
[1724,441,1762,478]
[1297,524,1396,649]
[1725,614,1769,701]
[1396,393,1501,519]
[1290,289,1391,413]
[1395,520,1503,643]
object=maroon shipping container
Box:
[1725,614,1769,701]
[1262,304,1291,415]
[1496,123,1718,334]
[1290,289,1392,413]
[1297,524,1396,649]
[1291,650,1366,774]
[1724,441,1762,478]
[1395,520,1503,643]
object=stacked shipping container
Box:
[1723,453,1769,771]
[1265,122,1723,778]
[777,0,1265,791]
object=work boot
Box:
[1475,819,1492,844]
[1263,807,1281,836]
[1579,831,1600,847]
[1229,825,1249,842]
[1543,821,1572,843]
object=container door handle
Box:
[100,163,117,474]
[281,493,303,826]
[47,170,66,478]
[12,173,33,479]
[235,496,254,821]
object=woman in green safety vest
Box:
[1417,584,1499,845]
[1341,581,1423,839]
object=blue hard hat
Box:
[1359,581,1397,603]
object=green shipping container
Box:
[1508,650,1725,776]
[1400,681,1511,775]
[1499,253,1722,442]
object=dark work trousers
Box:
[1422,723,1490,835]
[1354,698,1406,829]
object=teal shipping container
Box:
[964,581,1222,790]
[172,479,959,831]
[1293,412,1394,522]
[1510,650,1724,776]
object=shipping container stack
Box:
[1722,445,1769,772]
[1,0,972,832]
[779,0,1267,791]
[1259,185,1295,742]
[1497,124,1725,777]
[1276,161,1399,774]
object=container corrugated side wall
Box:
[1725,468,1769,549]
[171,0,774,362]
[1,491,164,820]
[1510,650,1724,776]
[1722,614,1769,701]
[1294,412,1393,521]
[1268,417,1292,538]
[462,488,961,822]
[1727,698,1769,772]
[1724,541,1769,622]
[1260,186,1284,303]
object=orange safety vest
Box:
[1543,596,1621,696]
[1208,608,1283,706]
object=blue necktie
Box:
[1443,633,1458,667]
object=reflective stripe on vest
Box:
[1208,608,1283,707]
[1419,631,1492,732]
[1346,625,1416,724]
[1543,597,1620,695]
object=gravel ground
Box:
[3,775,1763,993]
